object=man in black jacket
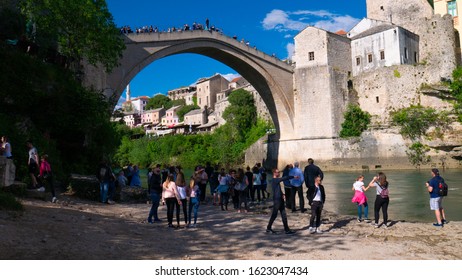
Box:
[303,158,324,188]
[307,176,326,234]
[266,168,296,235]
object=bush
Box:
[339,104,371,138]
[391,105,448,140]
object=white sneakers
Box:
[52,197,57,203]
[309,227,323,234]
[37,187,45,192]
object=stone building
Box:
[184,108,207,126]
[349,19,420,76]
[167,86,196,101]
[255,0,461,170]
[141,108,165,125]
[161,105,182,127]
[434,0,462,64]
[196,74,229,110]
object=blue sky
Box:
[106,0,367,104]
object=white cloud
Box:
[286,43,295,60]
[262,9,360,33]
[262,9,307,32]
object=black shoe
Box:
[442,219,448,224]
[285,230,296,235]
[266,229,277,234]
[301,209,307,213]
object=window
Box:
[309,51,315,61]
[404,47,408,60]
[380,50,385,60]
[448,1,457,17]
[199,98,201,105]
[376,96,380,103]
[414,52,418,63]
[356,57,361,66]
[368,54,373,63]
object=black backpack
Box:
[438,179,449,197]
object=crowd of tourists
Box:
[119,18,222,35]
[3,135,448,234]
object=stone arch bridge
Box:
[84,30,295,140]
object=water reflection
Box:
[323,169,461,222]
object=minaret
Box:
[126,84,131,101]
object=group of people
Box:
[119,18,223,35]
[351,168,448,228]
[1,137,57,203]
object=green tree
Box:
[145,94,172,110]
[449,67,462,122]
[391,105,447,140]
[222,89,257,140]
[339,104,371,138]
[20,0,125,72]
[406,141,431,169]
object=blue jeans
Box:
[188,197,200,224]
[100,182,108,203]
[357,202,369,219]
[148,192,161,222]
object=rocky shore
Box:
[1,195,461,260]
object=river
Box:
[322,169,461,222]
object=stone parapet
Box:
[0,156,15,187]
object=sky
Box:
[106,0,367,105]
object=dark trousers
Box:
[284,187,292,208]
[267,198,290,231]
[176,198,188,225]
[290,185,305,211]
[374,195,389,224]
[238,188,248,210]
[165,197,177,226]
[198,183,207,202]
[220,192,229,210]
[309,201,323,227]
[252,185,262,202]
[40,175,55,197]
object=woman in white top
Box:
[162,174,181,228]
[187,176,201,227]
[175,167,188,227]
[351,175,371,222]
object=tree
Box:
[222,89,257,140]
[406,141,431,169]
[339,104,371,138]
[20,0,125,72]
[145,94,172,110]
[391,105,447,140]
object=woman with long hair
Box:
[187,176,201,227]
[368,172,390,228]
[162,174,181,228]
[175,166,188,228]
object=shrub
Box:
[339,104,371,138]
[0,191,24,211]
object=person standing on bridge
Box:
[205,18,209,30]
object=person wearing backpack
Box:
[426,168,447,227]
[368,172,389,228]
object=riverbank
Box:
[1,195,461,260]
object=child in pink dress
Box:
[351,175,371,222]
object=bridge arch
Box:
[85,30,295,139]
